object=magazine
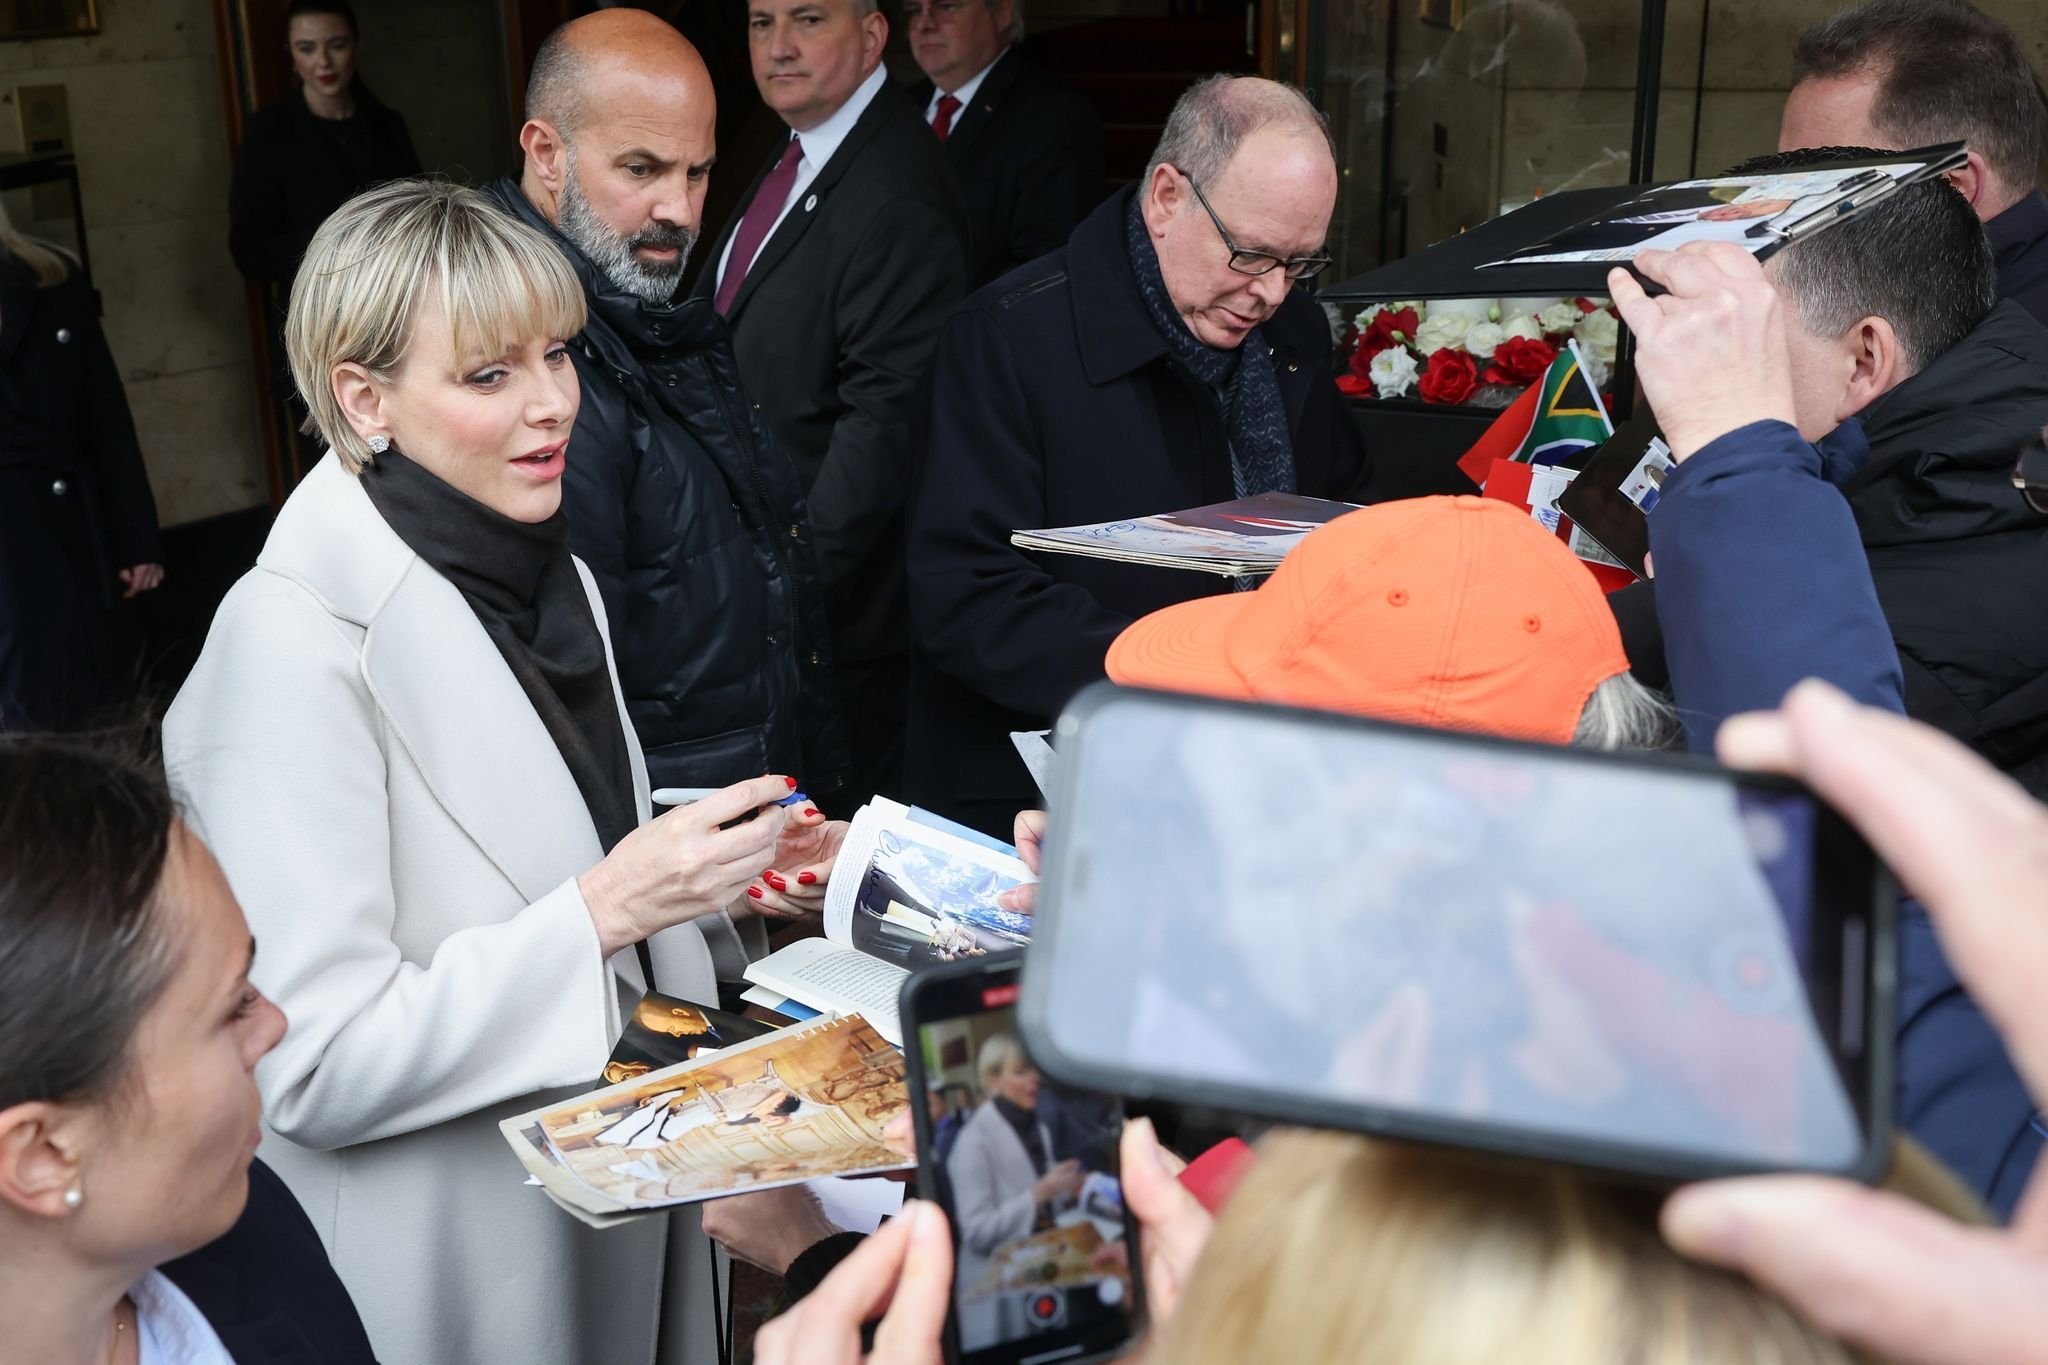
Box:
[1011,493,1365,578]
[502,1013,914,1225]
[743,798,1036,1046]
[600,993,772,1087]
[1483,148,1964,269]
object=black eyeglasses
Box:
[1180,170,1332,282]
[2016,436,2048,515]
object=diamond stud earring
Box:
[366,434,391,454]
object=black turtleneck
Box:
[359,449,639,856]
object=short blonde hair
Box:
[285,178,586,473]
[1154,1130,1974,1365]
[976,1033,1029,1086]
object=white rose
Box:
[1368,345,1420,399]
[1464,321,1506,359]
[1537,300,1581,334]
[1353,303,1384,331]
[1579,347,1612,392]
[1413,311,1471,356]
[1426,297,1497,326]
[1573,308,1620,367]
[1500,296,1566,325]
[1500,313,1543,343]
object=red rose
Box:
[1575,297,1600,314]
[1418,348,1479,405]
[1348,341,1383,381]
[1358,306,1419,357]
[1484,335,1557,386]
[1335,371,1373,397]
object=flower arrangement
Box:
[1332,296,1621,406]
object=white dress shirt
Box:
[132,1270,236,1365]
[926,47,1007,122]
[716,62,891,293]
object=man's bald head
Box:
[526,9,714,140]
[519,11,719,305]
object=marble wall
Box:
[0,0,265,527]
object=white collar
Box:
[792,63,888,173]
[938,47,1008,109]
[131,1270,235,1365]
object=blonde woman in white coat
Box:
[164,180,844,1365]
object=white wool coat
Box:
[165,455,758,1365]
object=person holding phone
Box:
[165,180,843,1365]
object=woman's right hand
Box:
[995,810,1048,914]
[578,775,795,958]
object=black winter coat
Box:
[904,187,1375,834]
[0,262,158,730]
[909,48,1106,289]
[486,181,852,802]
[1613,301,2048,797]
[228,84,422,287]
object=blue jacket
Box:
[1648,419,2042,1218]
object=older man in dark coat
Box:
[905,76,1373,836]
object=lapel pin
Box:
[804,194,818,212]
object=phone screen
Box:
[1025,687,1890,1180]
[908,961,1141,1365]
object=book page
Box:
[746,938,908,1045]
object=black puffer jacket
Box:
[486,180,852,803]
[1846,301,2048,796]
[1614,300,2048,797]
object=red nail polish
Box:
[785,776,799,790]
[803,808,820,819]
[797,871,817,886]
[766,873,787,891]
[747,886,764,899]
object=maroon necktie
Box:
[932,94,962,141]
[714,136,803,316]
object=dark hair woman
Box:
[227,0,422,482]
[0,734,375,1365]
[0,201,162,733]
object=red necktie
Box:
[932,94,962,141]
[715,136,804,316]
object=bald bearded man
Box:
[485,10,852,813]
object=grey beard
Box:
[558,161,696,306]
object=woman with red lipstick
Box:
[167,180,845,1365]
[228,0,420,483]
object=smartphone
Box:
[1020,684,1896,1184]
[902,954,1146,1365]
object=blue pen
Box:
[652,787,811,808]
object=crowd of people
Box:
[4,0,2048,1361]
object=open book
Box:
[502,1013,913,1227]
[1011,492,1364,578]
[743,798,1036,1046]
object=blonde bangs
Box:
[285,178,587,473]
[436,205,587,374]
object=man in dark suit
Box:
[696,0,968,813]
[904,76,1374,836]
[904,0,1105,287]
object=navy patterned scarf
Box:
[1124,194,1296,498]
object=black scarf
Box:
[992,1095,1051,1174]
[1124,194,1297,500]
[360,451,639,856]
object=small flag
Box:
[1455,340,1614,486]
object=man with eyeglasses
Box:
[903,75,1374,836]
[904,0,1104,288]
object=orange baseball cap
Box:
[1105,495,1630,745]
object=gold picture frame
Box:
[1418,0,1464,31]
[0,0,101,41]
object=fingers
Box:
[869,1202,953,1364]
[1605,264,1659,335]
[996,882,1038,914]
[1013,809,1049,873]
[681,775,799,832]
[1663,1176,2045,1365]
[882,1109,916,1159]
[1118,1118,1214,1324]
